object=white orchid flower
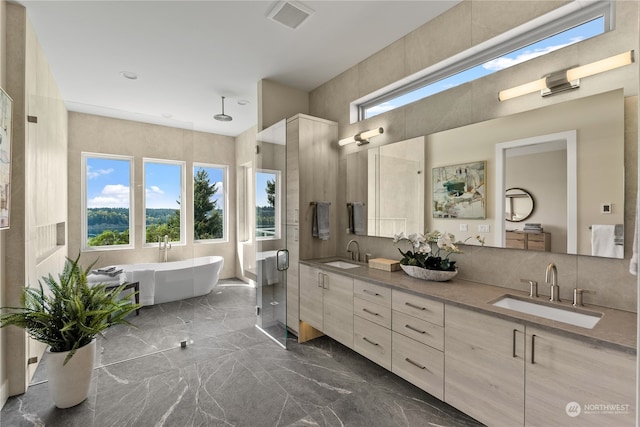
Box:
[392,232,405,243]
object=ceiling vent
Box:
[267,1,314,30]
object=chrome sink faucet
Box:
[545,262,560,302]
[346,239,360,262]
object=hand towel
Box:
[265,255,279,285]
[352,202,366,235]
[591,224,623,258]
[312,202,330,240]
[87,272,127,286]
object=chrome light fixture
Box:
[498,50,635,102]
[338,127,384,146]
[214,96,233,122]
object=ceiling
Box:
[15,1,460,136]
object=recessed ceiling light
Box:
[238,99,250,106]
[120,71,138,80]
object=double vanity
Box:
[297,258,636,426]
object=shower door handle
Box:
[276,249,289,271]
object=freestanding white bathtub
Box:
[117,256,224,306]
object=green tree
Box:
[266,179,276,208]
[193,169,223,240]
[88,229,129,247]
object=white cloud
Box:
[366,102,396,116]
[146,185,164,196]
[88,184,129,208]
[482,38,584,72]
[87,166,114,180]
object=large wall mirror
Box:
[429,90,624,258]
[345,89,626,259]
[346,136,424,238]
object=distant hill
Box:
[87,207,178,237]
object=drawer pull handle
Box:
[405,358,426,370]
[362,308,380,316]
[405,302,427,311]
[363,289,381,297]
[405,324,427,334]
[362,337,379,346]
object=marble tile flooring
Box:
[1,279,483,427]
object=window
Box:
[256,169,280,240]
[143,159,185,245]
[359,2,610,120]
[193,163,227,242]
[82,153,134,250]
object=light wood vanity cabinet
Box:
[525,326,635,426]
[391,289,444,400]
[444,305,525,426]
[353,280,392,369]
[299,264,353,348]
[445,305,636,427]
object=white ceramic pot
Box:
[46,339,96,408]
[400,264,458,282]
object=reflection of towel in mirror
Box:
[312,202,330,240]
[265,255,279,285]
[351,202,366,235]
[631,196,638,276]
[591,225,623,258]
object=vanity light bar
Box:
[338,127,384,146]
[498,50,635,102]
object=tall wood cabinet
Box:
[285,114,338,335]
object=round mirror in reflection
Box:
[505,187,534,222]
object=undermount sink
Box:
[323,260,360,269]
[491,295,602,329]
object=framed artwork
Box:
[432,160,486,219]
[0,87,12,229]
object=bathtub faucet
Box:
[159,234,171,262]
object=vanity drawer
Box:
[354,297,391,328]
[392,309,443,350]
[392,290,443,326]
[354,316,391,370]
[354,279,391,307]
[392,331,443,400]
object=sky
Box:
[86,158,225,210]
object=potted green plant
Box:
[394,231,483,281]
[0,254,140,408]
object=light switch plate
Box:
[478,224,490,233]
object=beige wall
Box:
[234,125,256,281]
[311,1,639,312]
[0,0,6,408]
[258,79,308,131]
[506,149,567,253]
[4,2,69,399]
[67,112,237,279]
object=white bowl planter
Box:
[46,339,96,408]
[400,264,458,282]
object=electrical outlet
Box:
[459,224,468,231]
[478,224,490,233]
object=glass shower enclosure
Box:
[254,119,288,348]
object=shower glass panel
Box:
[254,119,288,348]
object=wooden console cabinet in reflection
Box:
[505,231,551,252]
